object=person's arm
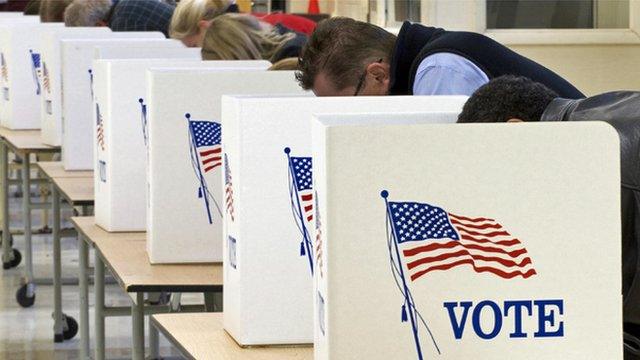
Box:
[412,53,489,96]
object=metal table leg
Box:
[1,141,11,265]
[95,247,105,360]
[16,153,35,307]
[79,234,90,359]
[132,292,145,360]
[149,318,160,359]
[52,187,63,342]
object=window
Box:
[487,0,629,29]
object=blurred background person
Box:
[170,0,238,47]
[40,0,73,22]
[64,0,175,37]
[201,13,306,67]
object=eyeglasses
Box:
[353,58,383,96]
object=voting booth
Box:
[92,58,226,232]
[220,96,467,346]
[93,44,199,61]
[0,23,63,129]
[311,117,622,359]
[146,69,303,264]
[61,37,186,170]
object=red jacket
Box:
[255,13,316,35]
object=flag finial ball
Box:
[88,69,92,74]
[138,98,143,103]
[185,113,191,119]
[381,190,389,198]
[284,147,291,154]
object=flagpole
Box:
[382,190,424,360]
[186,114,213,224]
[139,99,147,147]
[285,147,314,275]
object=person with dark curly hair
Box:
[457,74,640,359]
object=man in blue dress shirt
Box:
[296,17,583,99]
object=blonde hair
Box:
[268,57,299,71]
[169,0,233,40]
[201,14,295,62]
[40,0,73,22]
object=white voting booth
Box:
[93,45,200,60]
[93,61,269,233]
[61,37,185,170]
[146,69,303,264]
[312,118,622,359]
[220,96,467,346]
[0,22,63,129]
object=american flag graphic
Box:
[186,114,223,224]
[189,120,222,172]
[314,193,323,278]
[1,53,7,82]
[224,154,235,222]
[29,50,41,95]
[285,147,314,274]
[290,156,313,222]
[388,201,537,280]
[96,103,105,151]
[42,61,50,94]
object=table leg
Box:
[19,154,35,306]
[1,141,10,265]
[52,187,63,342]
[132,292,145,360]
[149,318,160,359]
[95,247,105,360]
[78,234,90,359]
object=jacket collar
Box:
[540,98,578,122]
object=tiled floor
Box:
[0,192,184,359]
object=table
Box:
[0,130,59,309]
[152,313,313,360]
[72,216,223,360]
[37,164,94,343]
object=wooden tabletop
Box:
[52,177,94,206]
[36,161,93,179]
[152,313,313,360]
[71,216,222,293]
[2,129,59,153]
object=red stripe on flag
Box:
[301,194,313,201]
[202,156,222,165]
[200,148,222,156]
[410,259,537,281]
[406,249,533,270]
[448,213,495,223]
[203,162,221,172]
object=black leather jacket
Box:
[541,91,640,357]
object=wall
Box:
[508,44,640,95]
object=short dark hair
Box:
[457,75,558,123]
[296,17,396,91]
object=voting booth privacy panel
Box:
[220,96,467,346]
[311,118,622,359]
[93,45,199,60]
[146,68,302,264]
[61,36,178,170]
[40,28,175,146]
[0,22,64,129]
[92,58,227,232]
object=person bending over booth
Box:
[64,0,175,37]
[201,13,306,69]
[169,0,239,47]
[296,17,584,98]
[457,75,640,359]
